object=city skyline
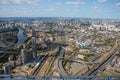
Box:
[0,0,120,19]
[0,13,120,77]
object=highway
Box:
[32,47,61,76]
[31,40,120,76]
[55,47,69,76]
[55,47,88,76]
[55,39,120,76]
[0,37,32,60]
[84,40,120,76]
[56,57,89,76]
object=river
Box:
[17,28,27,44]
[0,28,27,51]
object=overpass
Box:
[55,39,120,76]
[0,51,19,62]
[55,57,89,76]
[0,37,32,60]
[55,47,89,76]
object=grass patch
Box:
[66,50,73,56]
[98,71,108,76]
[78,52,94,57]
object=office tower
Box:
[21,49,34,64]
[3,63,11,75]
[32,28,37,59]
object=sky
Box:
[0,0,120,19]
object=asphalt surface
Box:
[84,46,120,76]
[55,47,88,76]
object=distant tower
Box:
[60,22,66,44]
[32,28,37,59]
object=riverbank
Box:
[0,27,28,63]
[0,28,18,51]
[0,27,27,52]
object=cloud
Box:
[98,0,107,3]
[65,1,84,8]
[116,3,120,6]
[0,0,40,5]
[56,3,62,6]
[65,1,84,5]
[74,5,79,8]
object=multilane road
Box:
[84,39,120,76]
[55,47,88,76]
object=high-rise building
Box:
[21,49,34,64]
[32,28,37,59]
[2,63,11,75]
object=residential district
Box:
[0,17,120,79]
